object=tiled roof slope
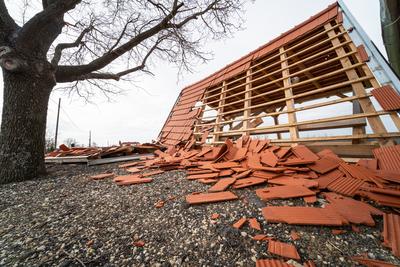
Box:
[158,3,339,146]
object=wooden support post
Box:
[325,24,388,140]
[272,115,282,139]
[243,69,252,136]
[212,81,227,143]
[280,47,299,141]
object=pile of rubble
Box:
[91,136,400,266]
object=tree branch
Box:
[58,36,164,82]
[55,0,185,81]
[16,0,82,55]
[0,0,19,44]
[51,26,92,66]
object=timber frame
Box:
[158,2,400,156]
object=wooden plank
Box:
[212,81,227,143]
[280,47,298,140]
[243,69,252,135]
[324,23,388,136]
[307,144,377,158]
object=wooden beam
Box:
[212,81,227,143]
[280,46,298,140]
[325,23,388,137]
[243,69,252,135]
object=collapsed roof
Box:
[158,1,400,154]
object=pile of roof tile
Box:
[91,136,400,263]
[46,143,163,159]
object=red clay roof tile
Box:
[373,145,400,172]
[256,259,295,267]
[208,177,236,192]
[267,240,300,260]
[383,213,400,257]
[187,172,220,180]
[90,173,114,180]
[233,217,247,229]
[256,185,315,201]
[326,175,365,197]
[308,157,339,174]
[248,218,262,231]
[351,256,398,267]
[232,177,267,189]
[260,150,278,167]
[186,191,238,205]
[262,206,346,226]
[292,145,320,161]
[268,176,318,188]
[371,85,400,111]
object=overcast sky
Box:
[0,0,386,146]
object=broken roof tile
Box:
[256,185,315,201]
[383,213,400,257]
[290,230,300,241]
[212,161,240,169]
[142,170,164,177]
[373,145,400,172]
[268,176,318,188]
[308,157,339,174]
[232,177,267,189]
[90,173,114,180]
[186,191,238,205]
[218,169,235,177]
[292,145,319,161]
[248,218,262,231]
[232,169,252,179]
[262,206,346,226]
[260,150,278,167]
[256,259,295,267]
[267,240,300,260]
[115,177,153,186]
[208,177,236,192]
[326,175,365,197]
[233,217,247,229]
[187,172,220,180]
[351,256,398,267]
[371,85,400,111]
[126,167,141,174]
[317,169,343,189]
[303,195,317,204]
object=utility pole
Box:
[54,98,61,148]
[89,130,91,147]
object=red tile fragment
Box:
[115,176,153,185]
[371,85,400,111]
[308,157,339,174]
[352,256,398,267]
[317,169,343,189]
[290,230,300,240]
[208,177,236,192]
[119,161,140,168]
[253,234,269,241]
[59,144,70,151]
[142,170,164,177]
[260,150,278,167]
[268,240,300,260]
[357,44,369,62]
[232,177,267,189]
[326,175,365,197]
[357,159,378,171]
[332,229,346,235]
[211,213,220,220]
[233,217,247,229]
[275,147,291,159]
[268,176,318,188]
[292,145,319,161]
[256,185,315,201]
[373,144,400,172]
[186,191,238,205]
[90,173,114,180]
[323,192,383,226]
[133,240,145,247]
[126,167,141,173]
[256,259,295,267]
[351,225,360,233]
[212,161,240,169]
[197,178,218,184]
[359,191,400,208]
[383,213,400,257]
[154,200,165,208]
[187,172,220,180]
[248,218,261,231]
[233,169,252,179]
[303,195,317,204]
[218,169,234,177]
[262,206,346,226]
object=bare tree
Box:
[0,0,247,183]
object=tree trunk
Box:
[0,69,54,184]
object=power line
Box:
[49,98,85,132]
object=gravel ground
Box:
[0,163,399,267]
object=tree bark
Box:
[0,68,54,183]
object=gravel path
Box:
[0,163,399,266]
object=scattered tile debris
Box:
[267,240,300,260]
[90,173,114,180]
